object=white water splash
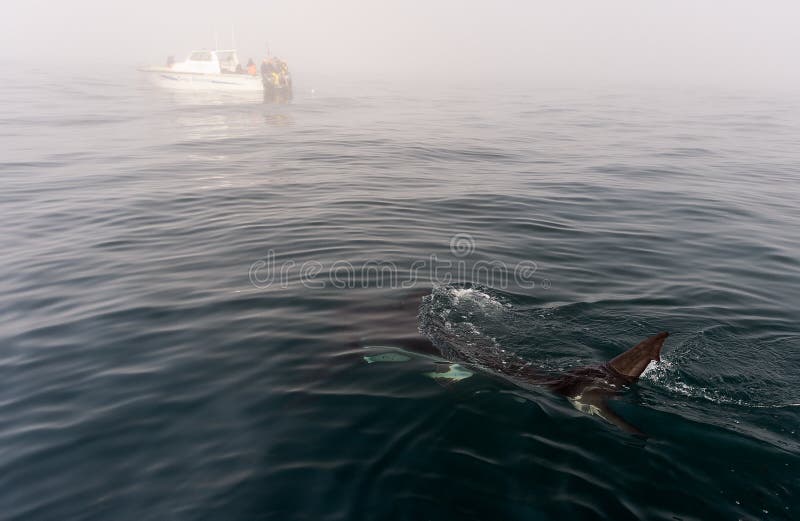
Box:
[449,287,506,311]
[642,358,799,409]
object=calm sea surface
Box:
[1,68,799,520]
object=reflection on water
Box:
[263,89,293,106]
[263,112,294,127]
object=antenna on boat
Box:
[231,24,236,49]
[214,28,219,50]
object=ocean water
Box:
[1,68,799,520]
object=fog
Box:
[4,0,800,89]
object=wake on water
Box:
[417,284,799,410]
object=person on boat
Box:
[246,59,257,76]
[279,60,291,87]
[261,58,278,84]
[166,55,175,68]
[268,58,283,86]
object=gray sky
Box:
[4,0,799,88]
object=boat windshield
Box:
[216,50,239,72]
[189,51,213,62]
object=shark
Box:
[364,331,668,435]
[359,289,669,435]
[436,330,668,435]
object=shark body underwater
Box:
[359,290,670,435]
[430,329,669,436]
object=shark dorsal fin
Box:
[607,332,669,379]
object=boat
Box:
[139,49,265,92]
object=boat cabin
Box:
[171,49,242,74]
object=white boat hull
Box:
[139,68,262,92]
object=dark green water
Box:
[1,70,799,520]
